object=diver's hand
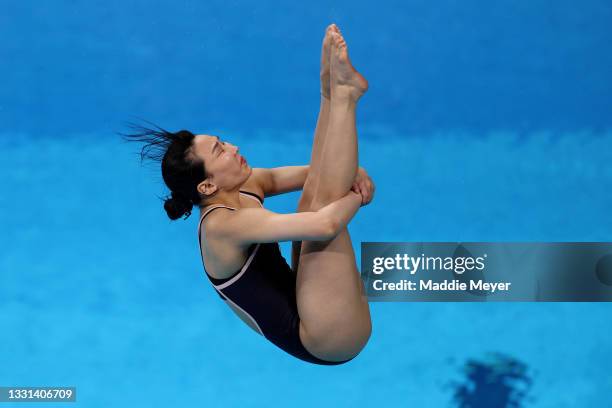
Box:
[351,167,375,206]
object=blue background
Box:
[1,1,611,407]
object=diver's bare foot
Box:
[320,24,336,99]
[330,30,368,102]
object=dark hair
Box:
[119,120,207,221]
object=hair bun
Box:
[164,191,193,220]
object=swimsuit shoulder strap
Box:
[202,204,236,220]
[197,191,262,238]
[239,190,264,206]
[198,205,236,237]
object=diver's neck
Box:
[200,189,242,211]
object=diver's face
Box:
[193,134,250,194]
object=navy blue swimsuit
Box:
[197,191,354,365]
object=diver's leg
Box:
[291,24,335,272]
[295,30,371,362]
[292,95,330,272]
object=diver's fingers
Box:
[360,180,372,203]
[359,181,368,203]
[353,183,366,205]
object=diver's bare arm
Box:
[211,190,362,244]
[255,165,370,199]
[254,165,310,197]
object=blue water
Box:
[1,1,612,407]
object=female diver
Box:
[123,24,374,365]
